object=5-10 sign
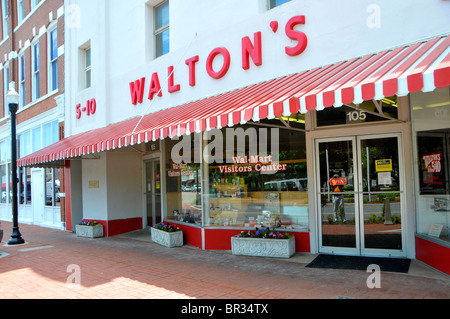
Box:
[76,99,97,119]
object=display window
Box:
[205,125,308,230]
[164,123,309,230]
[165,136,202,225]
[412,88,450,244]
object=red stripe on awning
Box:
[382,37,441,97]
[18,35,450,167]
[434,52,450,88]
[407,36,450,92]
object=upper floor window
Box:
[18,130,31,158]
[43,120,59,148]
[19,54,25,108]
[2,0,8,39]
[85,47,91,88]
[17,0,24,24]
[31,0,40,11]
[48,28,58,92]
[269,0,291,9]
[154,1,169,58]
[32,42,40,100]
[32,126,41,152]
[3,66,9,117]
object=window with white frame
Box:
[18,130,31,159]
[17,0,24,24]
[45,168,60,207]
[3,65,9,117]
[18,167,31,205]
[31,0,40,11]
[154,1,169,58]
[32,126,41,152]
[85,47,91,88]
[19,54,25,108]
[18,131,32,205]
[0,139,9,204]
[32,42,40,100]
[48,28,58,92]
[1,0,8,39]
[268,0,291,9]
[0,119,58,207]
[43,120,59,148]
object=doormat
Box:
[306,254,411,273]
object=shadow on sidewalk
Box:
[0,221,448,299]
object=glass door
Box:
[316,134,405,257]
[358,135,403,256]
[145,160,162,227]
[317,137,360,255]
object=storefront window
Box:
[165,136,202,225]
[1,164,6,204]
[45,168,60,207]
[0,140,9,204]
[412,88,450,244]
[205,125,308,229]
[18,167,31,205]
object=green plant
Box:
[155,222,180,233]
[392,216,401,224]
[239,228,292,239]
[327,215,334,224]
[79,219,101,226]
[368,214,377,223]
[337,207,345,221]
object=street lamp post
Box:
[7,84,24,245]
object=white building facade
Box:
[20,0,450,274]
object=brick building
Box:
[0,0,65,229]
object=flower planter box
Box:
[231,235,295,258]
[151,227,183,248]
[75,225,104,238]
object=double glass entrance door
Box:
[316,134,404,257]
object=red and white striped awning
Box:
[18,34,450,167]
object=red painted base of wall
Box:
[83,218,311,253]
[170,222,202,249]
[80,218,143,237]
[108,217,143,237]
[416,236,450,276]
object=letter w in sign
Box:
[129,77,146,105]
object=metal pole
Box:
[366,146,371,202]
[326,149,330,202]
[7,102,24,245]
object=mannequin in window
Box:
[331,174,346,222]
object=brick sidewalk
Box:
[0,222,448,300]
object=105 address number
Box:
[347,110,366,122]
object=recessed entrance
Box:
[315,134,405,257]
[145,159,162,227]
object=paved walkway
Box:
[0,221,448,300]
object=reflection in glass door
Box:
[316,135,404,257]
[146,160,162,227]
[318,138,358,253]
[359,137,403,253]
